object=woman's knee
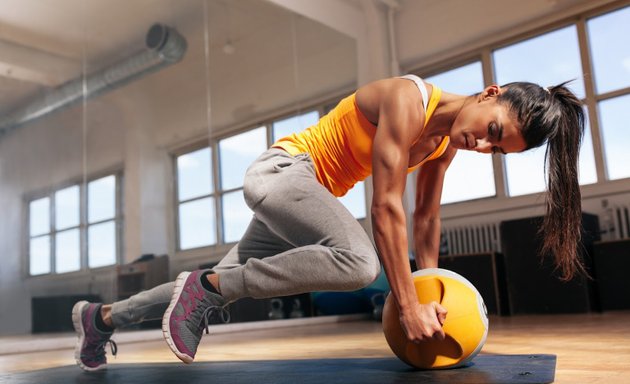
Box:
[344,249,381,290]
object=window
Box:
[87,176,118,268]
[55,186,80,273]
[177,148,216,250]
[493,25,597,196]
[587,6,630,94]
[598,95,630,180]
[176,107,370,251]
[425,62,496,204]
[587,6,630,181]
[29,198,51,276]
[273,110,367,219]
[219,127,266,243]
[27,174,121,276]
[272,110,319,142]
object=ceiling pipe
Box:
[0,23,187,138]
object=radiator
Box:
[610,205,630,240]
[441,223,502,255]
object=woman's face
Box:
[449,85,527,154]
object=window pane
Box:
[219,127,267,190]
[505,146,547,196]
[56,229,80,273]
[579,109,597,185]
[338,181,367,219]
[88,221,116,268]
[222,190,252,243]
[88,175,116,223]
[494,26,585,98]
[177,147,213,201]
[442,151,496,204]
[29,197,50,236]
[30,235,50,275]
[599,94,630,180]
[426,62,495,204]
[55,185,80,230]
[506,109,597,195]
[587,6,630,94]
[495,26,595,195]
[272,110,320,142]
[179,197,216,249]
[426,62,484,96]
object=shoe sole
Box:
[72,300,105,372]
[162,271,194,364]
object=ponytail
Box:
[498,81,586,280]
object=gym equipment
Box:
[382,268,488,369]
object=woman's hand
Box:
[399,301,448,342]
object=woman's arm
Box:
[413,145,457,270]
[365,79,447,343]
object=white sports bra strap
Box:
[399,74,429,112]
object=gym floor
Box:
[1,312,629,383]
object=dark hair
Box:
[498,81,586,281]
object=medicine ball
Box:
[382,268,488,369]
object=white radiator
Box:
[442,223,502,255]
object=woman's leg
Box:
[217,148,381,301]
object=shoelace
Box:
[199,305,231,334]
[84,338,118,363]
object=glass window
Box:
[55,186,80,230]
[88,221,116,268]
[29,197,50,236]
[56,229,80,273]
[587,6,630,94]
[425,62,496,204]
[338,182,367,219]
[27,174,120,276]
[30,236,50,276]
[579,109,597,185]
[222,191,252,243]
[177,147,213,201]
[272,110,319,142]
[88,175,116,223]
[179,197,216,249]
[493,26,585,98]
[505,145,547,197]
[494,26,597,195]
[506,106,598,196]
[219,127,267,190]
[599,94,630,180]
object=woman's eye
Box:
[488,122,496,137]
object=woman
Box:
[72,74,585,370]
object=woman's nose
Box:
[474,138,492,153]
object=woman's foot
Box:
[72,301,117,371]
[162,270,229,364]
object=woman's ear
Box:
[480,85,501,101]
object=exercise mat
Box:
[0,354,556,384]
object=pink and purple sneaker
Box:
[162,270,229,364]
[72,301,117,371]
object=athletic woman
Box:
[72,74,585,370]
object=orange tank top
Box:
[273,83,448,197]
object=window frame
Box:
[25,170,123,277]
[406,1,630,216]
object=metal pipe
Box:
[0,23,187,137]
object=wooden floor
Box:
[1,312,629,383]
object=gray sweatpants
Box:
[111,148,380,327]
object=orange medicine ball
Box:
[382,268,488,369]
